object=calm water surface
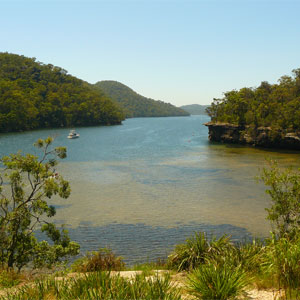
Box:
[1,115,300,264]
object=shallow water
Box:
[1,116,300,264]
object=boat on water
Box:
[67,129,80,139]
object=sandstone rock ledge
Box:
[204,122,300,150]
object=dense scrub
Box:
[2,232,300,299]
[71,248,125,272]
[167,231,300,300]
[207,68,300,133]
[94,80,190,118]
[0,53,125,132]
[0,271,181,300]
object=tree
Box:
[261,160,300,238]
[206,67,300,133]
[0,52,125,133]
[0,137,80,271]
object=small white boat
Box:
[67,129,80,139]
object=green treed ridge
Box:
[207,68,300,131]
[180,104,210,115]
[0,52,125,132]
[94,80,190,118]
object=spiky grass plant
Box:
[235,240,265,273]
[212,239,265,276]
[187,262,250,300]
[0,269,24,288]
[1,277,59,300]
[0,271,182,300]
[168,232,232,271]
[168,232,209,271]
[262,233,300,299]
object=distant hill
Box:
[94,81,190,118]
[180,104,210,115]
[0,53,125,133]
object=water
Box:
[1,115,300,264]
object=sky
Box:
[1,0,300,106]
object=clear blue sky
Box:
[1,0,300,106]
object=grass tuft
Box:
[0,269,24,288]
[168,232,232,271]
[0,271,182,300]
[187,262,250,300]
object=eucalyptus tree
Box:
[0,137,79,271]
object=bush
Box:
[1,271,182,300]
[187,262,250,300]
[168,232,232,271]
[72,248,125,272]
[263,233,300,299]
[0,269,23,288]
[261,160,300,238]
[217,239,265,276]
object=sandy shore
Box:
[0,270,279,300]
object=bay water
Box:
[1,115,300,264]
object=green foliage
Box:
[94,80,190,118]
[72,248,125,272]
[167,232,232,271]
[0,137,80,271]
[262,233,300,299]
[0,52,125,133]
[1,271,182,300]
[0,269,22,288]
[228,240,265,275]
[207,69,300,132]
[187,262,250,300]
[258,161,300,297]
[261,160,300,238]
[168,232,209,271]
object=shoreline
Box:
[205,122,300,150]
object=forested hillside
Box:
[0,53,125,133]
[207,68,300,131]
[94,81,189,118]
[180,104,210,115]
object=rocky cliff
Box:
[204,122,300,150]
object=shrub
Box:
[218,239,265,276]
[261,160,300,238]
[263,233,300,299]
[0,269,23,288]
[72,248,125,272]
[168,232,232,271]
[1,271,182,300]
[187,262,250,300]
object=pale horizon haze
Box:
[1,0,300,106]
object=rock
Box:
[204,122,300,150]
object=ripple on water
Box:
[2,116,300,263]
[65,222,253,265]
